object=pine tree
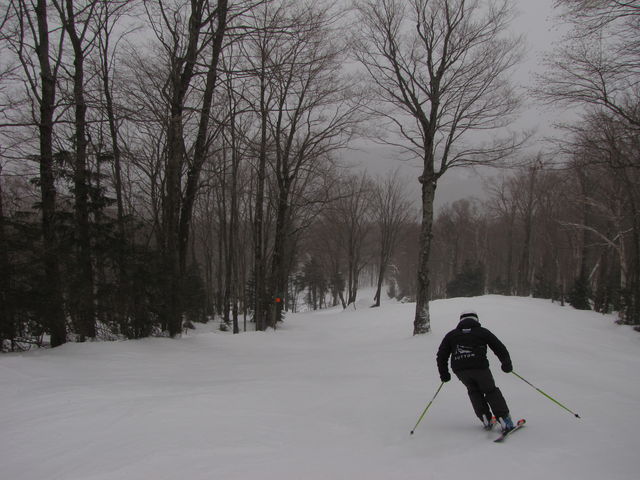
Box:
[568,274,591,310]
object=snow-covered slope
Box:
[1,295,638,480]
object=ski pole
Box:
[410,381,444,435]
[512,371,581,418]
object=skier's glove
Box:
[501,363,512,373]
[440,372,451,382]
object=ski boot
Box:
[498,415,514,433]
[481,414,496,431]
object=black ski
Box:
[494,418,526,443]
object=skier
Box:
[436,310,515,432]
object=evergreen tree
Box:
[447,260,485,298]
[568,274,591,310]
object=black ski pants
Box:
[455,368,509,421]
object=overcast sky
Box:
[342,0,572,211]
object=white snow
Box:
[2,295,639,480]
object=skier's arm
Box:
[436,336,452,381]
[485,330,512,372]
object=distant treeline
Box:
[1,0,638,351]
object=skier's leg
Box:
[456,370,491,421]
[475,368,509,419]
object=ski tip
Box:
[517,418,526,426]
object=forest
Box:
[0,0,638,351]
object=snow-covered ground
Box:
[2,295,639,480]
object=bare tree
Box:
[0,9,19,349]
[0,166,14,348]
[240,0,285,331]
[540,1,640,128]
[309,202,349,309]
[142,0,230,336]
[239,0,361,328]
[2,0,68,346]
[352,0,523,333]
[556,0,640,23]
[92,0,136,332]
[371,169,413,306]
[544,0,640,313]
[514,156,544,296]
[265,5,361,325]
[332,173,374,306]
[486,175,518,294]
[219,47,249,333]
[53,0,101,340]
[559,111,640,320]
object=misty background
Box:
[1,0,638,349]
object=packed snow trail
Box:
[1,295,639,479]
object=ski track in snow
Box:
[1,295,639,480]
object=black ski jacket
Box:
[437,318,512,379]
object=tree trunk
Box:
[98,11,128,332]
[269,185,290,327]
[517,163,538,297]
[0,178,15,348]
[163,91,185,336]
[373,259,386,307]
[622,175,640,324]
[178,0,228,277]
[217,206,226,317]
[62,0,96,340]
[254,62,268,331]
[414,173,437,335]
[161,0,217,337]
[506,209,516,294]
[219,160,230,323]
[577,170,592,283]
[35,0,67,347]
[229,136,240,334]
